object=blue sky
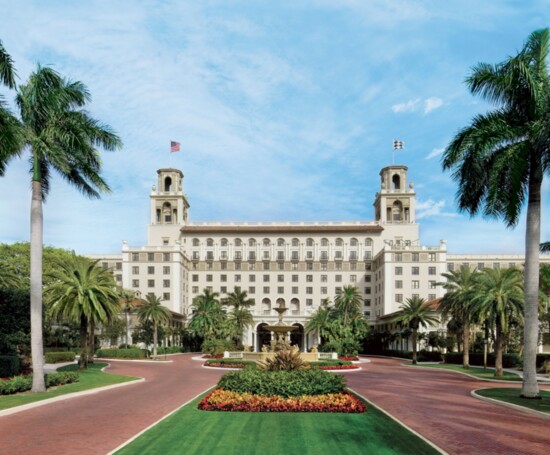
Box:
[0,0,549,254]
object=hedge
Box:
[217,369,346,398]
[205,359,257,368]
[157,346,183,354]
[309,360,352,367]
[444,352,521,368]
[44,347,70,353]
[0,355,20,378]
[45,351,76,363]
[95,348,147,359]
[0,371,79,395]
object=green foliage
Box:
[444,352,521,368]
[132,320,165,347]
[205,359,257,368]
[0,371,79,395]
[100,317,126,346]
[44,351,76,363]
[95,348,147,359]
[257,347,309,371]
[0,288,30,355]
[156,346,183,354]
[189,289,225,339]
[309,360,352,367]
[0,355,20,377]
[217,369,346,398]
[201,338,235,356]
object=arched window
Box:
[162,202,172,223]
[277,238,285,247]
[164,176,172,192]
[335,238,343,247]
[263,238,271,247]
[192,238,200,247]
[206,238,214,247]
[392,174,401,190]
[365,237,373,247]
[276,298,285,307]
[234,238,242,247]
[350,238,358,247]
[392,201,403,221]
[321,238,329,247]
[306,238,314,247]
[249,238,256,247]
[220,238,228,247]
[292,238,299,247]
[262,298,271,312]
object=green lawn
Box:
[476,388,550,415]
[0,362,138,410]
[411,363,523,381]
[115,394,439,455]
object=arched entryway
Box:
[290,323,305,351]
[256,323,271,352]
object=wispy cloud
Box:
[391,98,421,113]
[416,199,458,219]
[392,97,444,114]
[425,147,445,160]
[424,97,444,114]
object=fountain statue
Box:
[263,300,298,351]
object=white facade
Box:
[89,165,550,351]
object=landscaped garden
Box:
[475,388,550,415]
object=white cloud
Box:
[425,147,445,160]
[416,199,458,219]
[424,97,444,114]
[391,98,421,113]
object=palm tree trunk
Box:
[522,166,542,397]
[153,320,158,358]
[30,179,46,392]
[412,330,418,365]
[463,321,470,369]
[88,320,95,364]
[79,315,88,369]
[125,307,129,348]
[495,322,503,377]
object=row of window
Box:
[193,251,371,261]
[395,293,437,302]
[395,280,437,289]
[447,262,516,271]
[132,279,171,288]
[132,266,171,275]
[193,237,374,248]
[193,274,371,283]
[192,262,373,271]
[395,266,438,275]
[131,252,172,262]
[394,252,438,262]
[190,285,372,295]
[101,262,122,271]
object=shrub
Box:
[44,347,69,353]
[95,348,147,359]
[536,353,550,368]
[204,359,256,369]
[217,369,346,398]
[201,338,235,356]
[444,352,521,368]
[309,360,352,367]
[0,355,20,378]
[45,351,76,363]
[257,347,308,371]
[319,339,361,357]
[118,344,138,349]
[157,346,183,354]
[0,371,79,395]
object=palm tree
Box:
[438,266,480,368]
[334,285,363,325]
[306,298,333,343]
[392,297,439,365]
[137,294,171,358]
[45,255,120,369]
[188,289,223,339]
[119,289,138,348]
[0,263,21,289]
[442,28,550,397]
[4,66,121,391]
[223,288,254,345]
[472,268,524,377]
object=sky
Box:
[0,0,549,255]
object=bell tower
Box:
[374,165,416,223]
[150,169,190,226]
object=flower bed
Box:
[204,362,248,369]
[313,364,360,370]
[198,388,366,413]
[202,354,224,359]
[339,356,359,361]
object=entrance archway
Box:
[256,323,271,352]
[290,323,305,351]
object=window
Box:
[428,267,436,275]
[508,262,516,268]
[132,253,139,261]
[192,252,200,260]
[365,287,371,294]
[350,275,357,283]
[148,266,155,274]
[412,267,419,275]
[395,266,403,275]
[163,266,170,275]
[335,263,342,271]
[263,251,270,260]
[163,293,170,301]
[235,275,241,282]
[395,280,403,289]
[447,263,455,271]
[493,262,500,269]
[116,262,122,271]
[249,275,256,282]
[412,253,419,262]
[221,262,227,270]
[132,279,139,287]
[206,252,214,260]
[321,287,328,294]
[148,253,155,261]
[163,253,170,262]
[221,275,227,282]
[306,275,313,282]
[263,238,270,246]
[248,252,256,260]
[292,275,299,282]
[321,263,328,271]
[278,275,284,282]
[412,293,419,299]
[291,251,299,261]
[220,286,227,293]
[277,238,285,247]
[412,280,420,289]
[306,263,313,271]
[148,280,154,288]
[396,294,403,303]
[263,286,270,293]
[365,262,372,271]
[206,286,213,292]
[304,287,311,294]
[321,238,329,247]
[349,251,357,260]
[364,311,371,317]
[132,266,139,274]
[235,238,242,247]
[335,275,342,283]
[321,275,327,282]
[278,287,284,294]
[335,286,342,293]
[335,251,343,260]
[350,238,358,247]
[291,263,298,271]
[365,275,371,282]
[364,251,372,260]
[263,275,270,282]
[277,251,284,260]
[292,238,299,247]
[115,275,122,282]
[206,238,214,247]
[249,287,255,294]
[429,280,436,289]
[429,253,436,262]
[366,238,373,247]
[249,238,256,247]
[234,251,242,260]
[206,274,213,282]
[428,294,436,300]
[221,238,228,247]
[350,263,357,271]
[192,274,199,282]
[306,299,313,306]
[263,263,270,271]
[364,299,371,307]
[192,238,200,247]
[395,253,402,262]
[292,286,299,294]
[220,251,228,260]
[192,286,199,293]
[163,280,170,288]
[477,262,484,270]
[306,251,314,260]
[278,262,284,270]
[306,238,314,247]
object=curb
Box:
[348,387,448,455]
[408,365,529,383]
[95,358,173,364]
[470,389,550,421]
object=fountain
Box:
[263,300,298,351]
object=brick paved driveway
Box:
[346,357,550,455]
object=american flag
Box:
[170,141,181,153]
[393,139,404,150]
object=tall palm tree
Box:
[0,263,21,289]
[442,28,550,397]
[472,268,524,377]
[223,288,254,344]
[119,288,138,348]
[438,266,480,368]
[305,298,333,343]
[392,297,439,365]
[137,294,171,358]
[188,289,223,339]
[45,255,120,369]
[334,285,363,325]
[4,66,121,391]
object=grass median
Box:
[114,393,439,455]
[476,388,550,415]
[409,363,523,381]
[0,362,138,410]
